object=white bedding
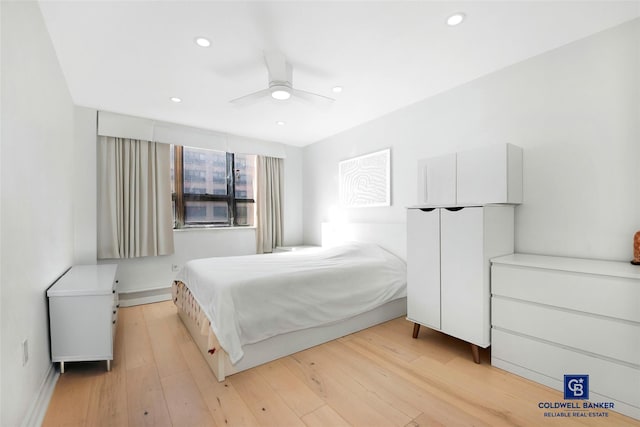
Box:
[176,242,407,364]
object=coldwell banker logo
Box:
[539,374,613,418]
[564,374,589,400]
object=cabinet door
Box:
[417,153,456,206]
[457,143,522,205]
[407,208,441,329]
[440,207,487,346]
[457,144,506,205]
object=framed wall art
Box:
[339,148,391,207]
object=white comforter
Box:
[177,242,406,364]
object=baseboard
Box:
[21,363,59,427]
[118,287,172,307]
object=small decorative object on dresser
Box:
[632,231,640,265]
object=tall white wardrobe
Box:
[407,143,522,363]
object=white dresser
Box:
[47,264,119,373]
[491,254,640,420]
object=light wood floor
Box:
[43,301,639,427]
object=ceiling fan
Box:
[229,51,335,106]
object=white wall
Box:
[100,227,257,294]
[303,19,640,262]
[73,107,98,264]
[1,2,76,426]
[72,110,305,293]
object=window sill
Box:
[173,225,256,233]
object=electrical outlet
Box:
[171,264,181,272]
[22,339,28,366]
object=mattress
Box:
[175,242,407,364]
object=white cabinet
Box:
[416,143,522,206]
[417,153,456,206]
[491,254,640,420]
[457,143,522,205]
[47,264,119,373]
[407,206,514,360]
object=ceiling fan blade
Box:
[231,51,332,108]
[264,50,292,84]
[229,88,271,106]
[291,88,335,106]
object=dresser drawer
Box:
[492,297,640,365]
[492,329,640,408]
[492,264,640,322]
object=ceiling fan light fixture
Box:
[446,12,466,26]
[270,86,291,100]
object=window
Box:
[171,145,256,228]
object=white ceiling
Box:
[38,1,640,146]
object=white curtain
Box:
[256,156,284,254]
[97,136,174,259]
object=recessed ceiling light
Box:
[276,121,285,126]
[170,97,182,103]
[446,13,466,26]
[332,86,343,93]
[195,37,211,47]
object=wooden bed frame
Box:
[178,295,406,381]
[176,221,407,382]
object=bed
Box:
[173,222,407,381]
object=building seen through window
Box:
[171,145,255,227]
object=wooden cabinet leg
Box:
[471,344,480,364]
[412,323,420,339]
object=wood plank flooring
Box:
[43,302,639,426]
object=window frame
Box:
[172,145,255,228]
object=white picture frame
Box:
[339,148,391,207]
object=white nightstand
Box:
[274,245,318,253]
[47,264,119,373]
